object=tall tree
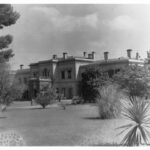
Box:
[0,4,20,62]
[0,5,20,110]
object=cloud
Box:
[4,4,150,70]
[45,4,98,17]
[84,13,98,28]
[29,6,98,32]
[107,15,136,31]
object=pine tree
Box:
[0,4,20,62]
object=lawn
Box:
[0,101,128,146]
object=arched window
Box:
[43,68,48,77]
[61,71,65,79]
[47,70,50,77]
[68,70,72,79]
[108,69,114,78]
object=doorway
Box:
[68,88,73,99]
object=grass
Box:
[0,101,129,146]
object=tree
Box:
[35,85,57,109]
[0,4,20,110]
[0,4,20,62]
[80,65,112,103]
[10,77,27,102]
[113,65,150,102]
[0,63,26,108]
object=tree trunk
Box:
[42,104,45,109]
[1,104,7,112]
[0,104,6,118]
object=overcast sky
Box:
[1,4,150,70]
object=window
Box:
[56,88,59,93]
[68,88,73,99]
[62,88,65,97]
[81,73,84,78]
[33,72,36,77]
[115,69,120,74]
[24,77,27,84]
[33,72,38,77]
[68,70,72,79]
[43,68,48,77]
[47,70,50,77]
[19,78,22,83]
[61,71,65,79]
[108,69,114,78]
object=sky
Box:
[1,4,150,70]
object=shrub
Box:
[35,86,56,109]
[113,65,150,102]
[96,84,122,119]
[72,96,84,105]
[117,97,150,146]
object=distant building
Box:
[29,52,95,99]
[14,49,148,100]
[14,65,30,100]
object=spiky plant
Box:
[118,98,150,146]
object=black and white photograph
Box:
[0,2,150,147]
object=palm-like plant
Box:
[118,98,150,146]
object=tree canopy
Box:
[0,5,20,108]
[0,4,20,62]
[113,65,150,102]
[80,65,111,102]
[0,63,26,106]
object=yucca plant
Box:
[117,98,150,146]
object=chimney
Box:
[88,53,93,59]
[63,52,68,59]
[20,64,24,70]
[53,54,57,59]
[136,52,139,60]
[127,49,132,58]
[92,51,95,59]
[104,52,109,61]
[83,52,87,58]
